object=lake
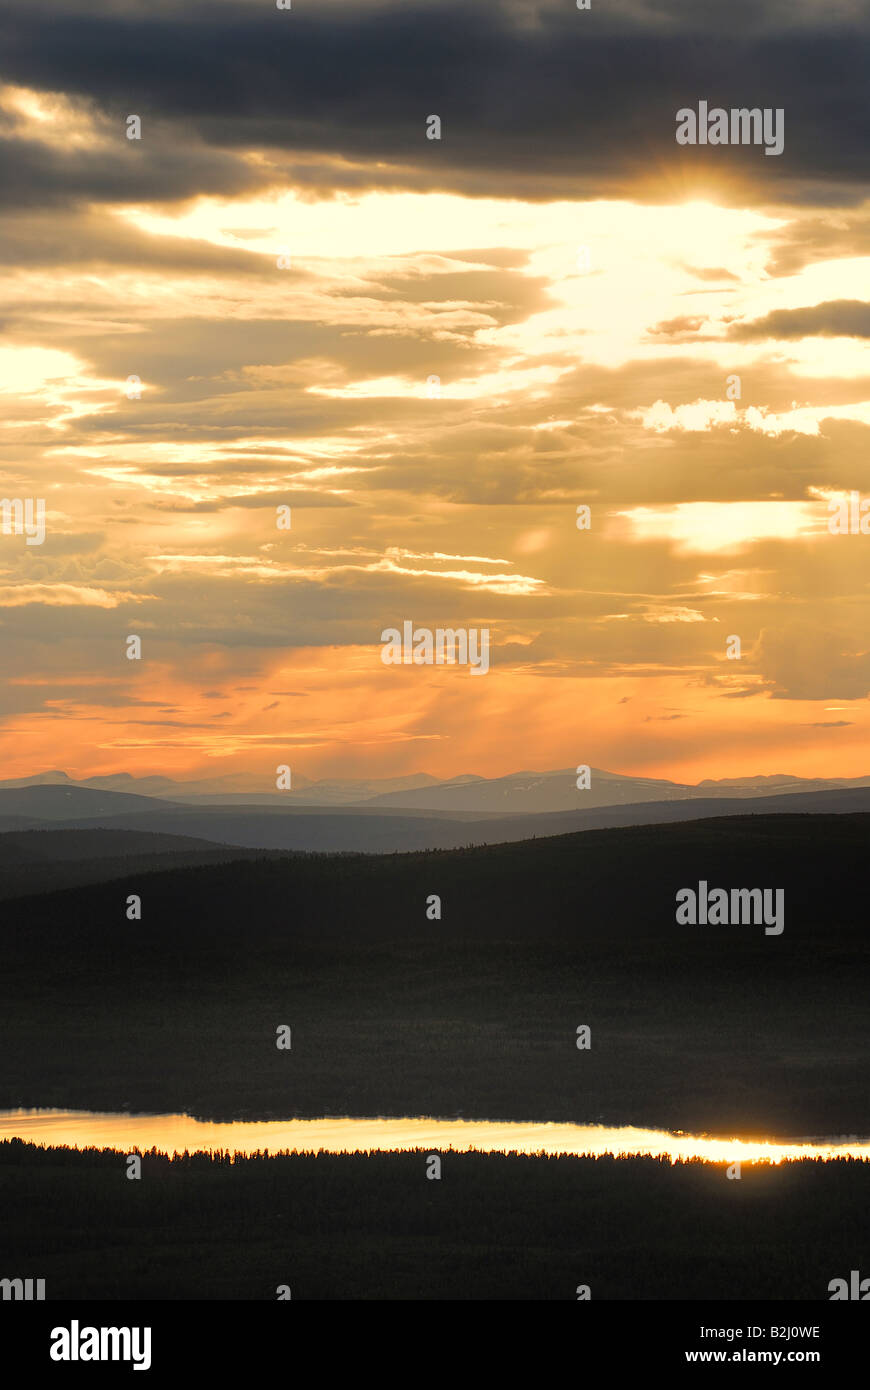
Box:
[2,1110,869,1163]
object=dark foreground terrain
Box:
[0,812,868,1136]
[1,1141,866,1300]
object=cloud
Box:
[731,300,870,340]
[1,1,869,784]
[0,582,143,606]
[633,397,870,437]
[646,314,707,339]
[0,0,867,207]
[756,623,870,701]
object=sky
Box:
[1,0,869,786]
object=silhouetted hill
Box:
[0,827,232,862]
[14,782,870,854]
[0,784,185,820]
[1,812,867,1137]
[0,815,41,832]
[0,828,284,902]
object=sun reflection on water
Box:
[1,1110,868,1163]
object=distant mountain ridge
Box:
[0,769,440,803]
[360,767,870,814]
[3,764,870,814]
[4,781,870,855]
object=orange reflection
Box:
[2,1110,868,1164]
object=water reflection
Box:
[1,1110,868,1163]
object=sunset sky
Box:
[1,0,869,786]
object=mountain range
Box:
[4,764,870,814]
[3,768,870,859]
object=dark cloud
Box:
[0,0,866,207]
[19,310,508,402]
[0,208,275,272]
[731,299,870,340]
[758,209,870,276]
[0,129,268,211]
